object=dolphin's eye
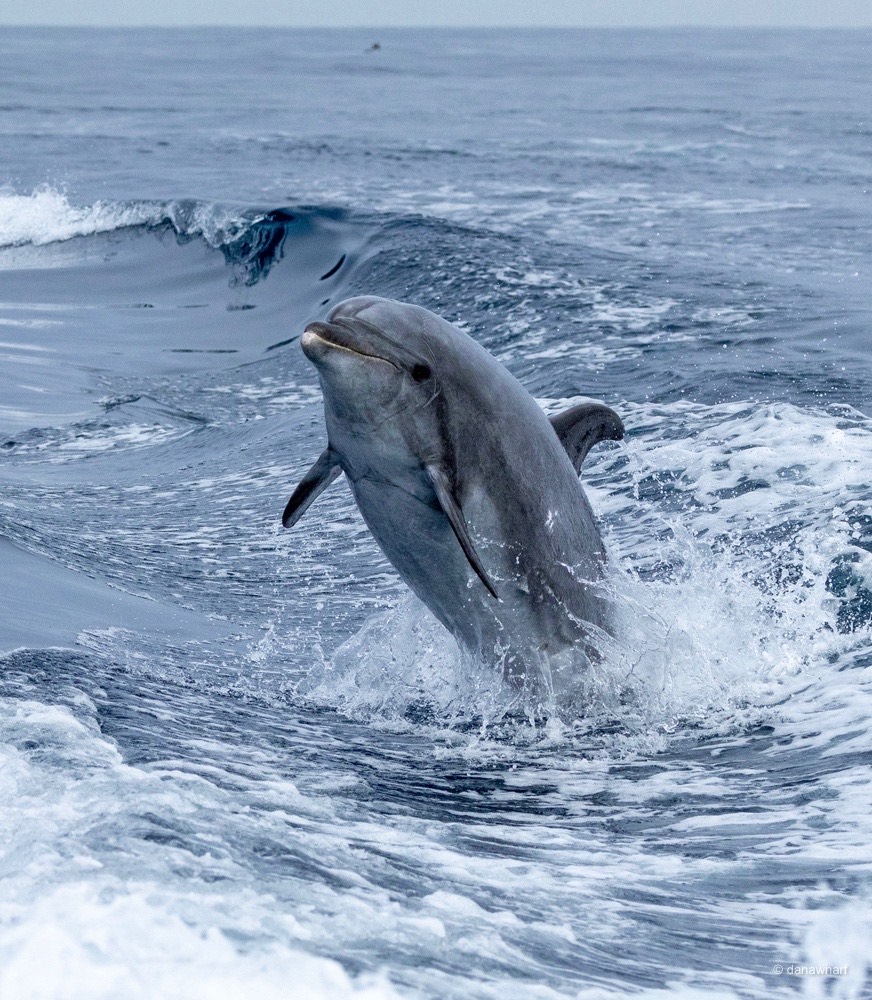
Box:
[411,363,432,382]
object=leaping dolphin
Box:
[282,296,624,695]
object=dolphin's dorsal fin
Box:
[282,448,342,528]
[426,463,499,600]
[550,402,624,473]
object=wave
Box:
[0,187,392,309]
[0,186,264,250]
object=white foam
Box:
[7,422,194,463]
[0,187,257,250]
[0,187,163,248]
[800,898,872,1000]
[296,593,519,729]
[0,696,400,1000]
[289,397,871,748]
[589,291,677,331]
[0,885,398,1000]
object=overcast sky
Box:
[1,0,870,27]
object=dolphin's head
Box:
[301,296,443,428]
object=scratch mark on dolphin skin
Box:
[370,387,442,433]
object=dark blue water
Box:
[1,27,871,1000]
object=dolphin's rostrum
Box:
[283,296,624,695]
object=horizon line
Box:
[2,22,872,30]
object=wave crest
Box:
[0,186,261,250]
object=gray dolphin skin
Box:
[282,296,624,695]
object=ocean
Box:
[0,25,870,1000]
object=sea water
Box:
[0,26,871,999]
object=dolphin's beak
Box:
[301,322,336,361]
[301,320,396,368]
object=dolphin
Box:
[282,296,624,695]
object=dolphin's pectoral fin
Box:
[426,463,500,600]
[282,448,342,528]
[550,402,624,473]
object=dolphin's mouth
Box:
[301,320,397,368]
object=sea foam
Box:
[0,187,258,250]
